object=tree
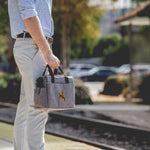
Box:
[0,0,9,57]
[0,0,16,74]
[1,0,103,73]
[131,0,150,5]
[93,34,129,66]
[0,0,8,35]
[70,38,100,58]
[53,0,102,72]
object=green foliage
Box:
[71,38,100,58]
[131,0,150,4]
[0,35,8,58]
[52,0,103,62]
[93,34,129,66]
[0,72,21,88]
[139,25,150,32]
[0,72,8,88]
[103,36,121,56]
[0,0,9,35]
[71,34,130,62]
[94,34,122,56]
[0,0,102,61]
[53,0,102,43]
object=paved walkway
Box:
[0,122,102,150]
[76,103,150,129]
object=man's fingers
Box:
[55,61,60,68]
[46,54,60,71]
[49,62,59,72]
[50,67,54,73]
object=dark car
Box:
[79,67,117,81]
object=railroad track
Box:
[46,111,150,150]
[50,111,150,135]
[0,102,150,149]
[0,102,122,150]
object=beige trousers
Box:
[13,38,50,150]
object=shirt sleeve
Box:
[17,0,37,19]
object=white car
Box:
[70,64,97,77]
[117,64,150,77]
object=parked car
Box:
[117,64,150,77]
[79,66,117,81]
[70,63,97,77]
[116,64,130,75]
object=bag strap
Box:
[43,64,69,83]
[42,65,54,83]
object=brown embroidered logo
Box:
[58,90,66,102]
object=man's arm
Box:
[16,0,60,71]
[24,16,60,71]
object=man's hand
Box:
[43,50,60,72]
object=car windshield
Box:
[88,67,100,75]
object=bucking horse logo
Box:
[58,90,66,102]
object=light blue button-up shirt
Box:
[8,0,54,39]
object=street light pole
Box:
[129,24,133,101]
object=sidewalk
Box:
[0,122,102,150]
[76,103,150,129]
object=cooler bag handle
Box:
[42,64,69,83]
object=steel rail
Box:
[50,111,150,136]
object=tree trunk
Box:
[57,0,71,74]
[66,14,71,72]
[61,15,70,74]
[62,16,67,69]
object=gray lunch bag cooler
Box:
[34,65,75,110]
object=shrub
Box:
[0,72,21,104]
[74,78,93,104]
[0,72,8,88]
[93,34,129,66]
[102,75,142,100]
[122,77,141,99]
[138,75,150,104]
[102,75,129,96]
[0,73,93,105]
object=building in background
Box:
[89,0,136,35]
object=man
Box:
[8,0,60,149]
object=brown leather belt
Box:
[17,32,53,44]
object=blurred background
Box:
[0,0,150,150]
[0,0,150,105]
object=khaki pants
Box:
[13,38,50,150]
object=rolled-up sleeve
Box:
[17,0,37,19]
